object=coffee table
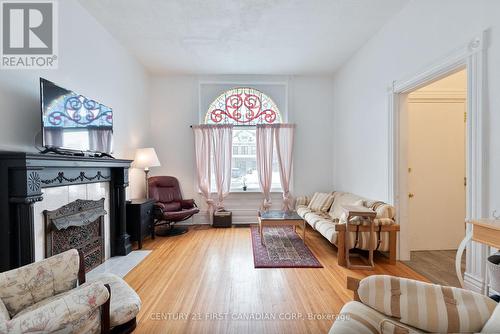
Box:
[258,210,306,245]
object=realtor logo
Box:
[1,0,58,69]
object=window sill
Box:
[201,190,283,194]
[229,190,282,194]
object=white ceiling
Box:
[78,0,409,75]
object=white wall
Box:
[149,74,334,222]
[0,0,150,198]
[332,0,500,211]
[332,0,500,291]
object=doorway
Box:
[388,32,486,292]
[402,70,467,286]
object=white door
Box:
[407,100,466,251]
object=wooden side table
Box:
[342,205,377,270]
[455,219,500,293]
[126,199,155,249]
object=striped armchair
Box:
[329,275,500,334]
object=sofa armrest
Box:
[357,275,497,333]
[1,281,110,333]
[295,195,310,209]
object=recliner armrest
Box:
[153,202,166,215]
[180,199,196,209]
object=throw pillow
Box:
[308,192,334,212]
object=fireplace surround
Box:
[0,152,133,272]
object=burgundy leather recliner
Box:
[148,176,199,236]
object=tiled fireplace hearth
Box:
[0,152,133,272]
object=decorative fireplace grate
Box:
[44,198,106,272]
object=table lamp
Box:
[134,148,161,198]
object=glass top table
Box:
[258,210,305,244]
[258,210,302,220]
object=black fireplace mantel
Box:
[0,151,133,272]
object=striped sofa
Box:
[296,191,399,266]
[329,275,500,334]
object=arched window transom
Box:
[203,87,282,192]
[205,87,282,125]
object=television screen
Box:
[40,78,113,153]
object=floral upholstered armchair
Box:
[329,275,500,334]
[0,249,111,334]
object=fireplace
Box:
[44,198,106,272]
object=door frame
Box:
[387,31,487,290]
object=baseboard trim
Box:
[184,210,260,225]
[177,211,260,226]
[464,272,484,293]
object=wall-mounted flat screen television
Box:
[40,78,113,154]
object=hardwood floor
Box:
[125,225,427,334]
[403,250,464,288]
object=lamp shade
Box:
[134,148,161,169]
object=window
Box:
[204,87,282,191]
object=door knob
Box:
[408,193,415,198]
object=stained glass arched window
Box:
[204,87,282,125]
[204,87,282,191]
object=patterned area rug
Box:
[251,226,322,268]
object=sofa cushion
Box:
[481,302,500,333]
[12,281,109,334]
[303,211,331,229]
[0,299,9,321]
[334,196,396,227]
[365,200,396,221]
[14,281,106,317]
[308,192,335,212]
[296,205,312,218]
[315,220,337,243]
[329,192,367,221]
[329,301,387,334]
[0,249,80,317]
[89,273,141,328]
[295,196,310,208]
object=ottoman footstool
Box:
[89,273,141,334]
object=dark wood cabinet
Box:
[126,199,155,249]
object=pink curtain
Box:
[275,124,296,211]
[193,124,233,223]
[211,125,233,211]
[256,125,274,211]
[193,125,214,221]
